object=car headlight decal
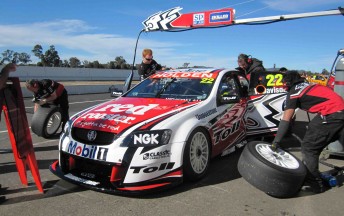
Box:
[121,129,172,147]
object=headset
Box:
[246,55,252,64]
[238,54,252,64]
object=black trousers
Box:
[302,111,344,180]
[54,89,69,128]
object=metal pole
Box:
[234,8,343,24]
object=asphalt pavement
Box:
[1,93,344,216]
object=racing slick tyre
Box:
[237,141,307,198]
[31,104,62,138]
[183,127,211,182]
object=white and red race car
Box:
[50,68,287,194]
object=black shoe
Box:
[303,178,330,194]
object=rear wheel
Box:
[31,105,62,138]
[183,128,211,181]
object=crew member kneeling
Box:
[272,70,344,193]
[26,79,70,129]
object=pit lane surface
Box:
[1,93,344,216]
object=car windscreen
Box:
[124,75,216,101]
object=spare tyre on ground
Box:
[237,141,307,198]
[31,104,62,138]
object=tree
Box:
[32,44,43,59]
[18,52,32,64]
[44,45,60,67]
[92,61,100,68]
[114,56,126,69]
[108,61,116,69]
[1,50,31,64]
[321,68,329,75]
[62,60,70,67]
[32,44,60,67]
[69,57,81,68]
[183,62,190,68]
[1,49,14,63]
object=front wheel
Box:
[183,128,211,181]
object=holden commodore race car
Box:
[50,68,287,194]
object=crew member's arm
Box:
[39,92,58,105]
[271,109,295,150]
[38,80,58,105]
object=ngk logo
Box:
[134,133,159,145]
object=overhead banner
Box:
[142,7,235,32]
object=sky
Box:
[0,0,343,72]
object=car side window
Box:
[218,75,239,96]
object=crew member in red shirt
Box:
[272,70,344,193]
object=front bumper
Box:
[49,157,183,195]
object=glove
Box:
[270,142,280,151]
[38,99,47,106]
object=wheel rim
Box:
[255,143,300,169]
[46,111,62,135]
[189,132,209,174]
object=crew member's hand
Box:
[270,142,280,151]
[3,63,17,73]
[38,99,47,105]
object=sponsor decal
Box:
[210,11,231,23]
[265,87,287,94]
[294,82,309,90]
[213,121,241,144]
[130,162,175,174]
[134,133,159,145]
[222,96,238,101]
[142,7,182,31]
[143,150,171,160]
[151,72,217,79]
[195,108,217,120]
[80,113,135,124]
[95,104,159,115]
[193,13,204,25]
[75,121,121,131]
[67,141,108,161]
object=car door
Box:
[209,72,247,157]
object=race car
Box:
[50,68,287,194]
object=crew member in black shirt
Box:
[26,79,69,129]
[236,53,265,80]
[138,48,162,81]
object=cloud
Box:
[262,0,342,12]
[0,19,183,63]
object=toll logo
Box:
[130,162,175,174]
[67,141,108,161]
